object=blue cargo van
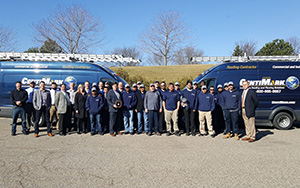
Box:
[192,61,300,129]
[0,61,128,117]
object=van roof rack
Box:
[191,53,300,63]
[0,52,141,63]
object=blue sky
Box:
[1,0,300,62]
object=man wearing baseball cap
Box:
[213,84,225,134]
[175,82,184,132]
[135,84,148,134]
[137,81,142,90]
[132,83,138,93]
[223,83,229,91]
[122,84,137,135]
[194,85,216,137]
[144,83,162,136]
[219,81,241,140]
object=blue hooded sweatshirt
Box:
[86,94,104,114]
[194,91,215,112]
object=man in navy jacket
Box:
[107,82,123,136]
[241,80,258,142]
[194,85,215,137]
[163,83,180,136]
[219,81,241,140]
[181,81,197,136]
[122,84,137,135]
[86,87,104,135]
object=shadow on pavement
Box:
[255,130,274,141]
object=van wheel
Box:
[30,114,45,127]
[273,112,293,130]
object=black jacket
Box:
[74,92,87,119]
[10,89,28,106]
[135,90,146,112]
[243,89,259,118]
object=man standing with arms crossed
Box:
[241,80,258,142]
[10,81,28,136]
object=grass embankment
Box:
[110,64,215,90]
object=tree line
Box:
[0,4,299,66]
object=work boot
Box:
[223,132,231,139]
[234,133,239,140]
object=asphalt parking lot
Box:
[1,117,300,188]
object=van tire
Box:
[273,112,293,130]
[30,114,45,127]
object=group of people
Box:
[10,78,258,142]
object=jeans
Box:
[148,110,159,133]
[90,113,101,133]
[223,109,239,134]
[123,109,134,133]
[11,106,26,133]
[35,106,51,134]
[137,110,149,133]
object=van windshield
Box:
[192,64,219,84]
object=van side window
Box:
[203,79,215,89]
[101,78,115,84]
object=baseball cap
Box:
[92,82,97,87]
[154,80,159,84]
[91,88,97,92]
[175,82,180,86]
[224,82,228,87]
[193,81,198,85]
[150,83,155,87]
[201,85,207,90]
[125,84,130,88]
[228,81,234,86]
[30,81,35,84]
[137,81,142,85]
[132,83,137,87]
[217,84,223,89]
[140,84,145,88]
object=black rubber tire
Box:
[30,114,45,127]
[273,112,293,130]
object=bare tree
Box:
[32,4,105,54]
[140,10,189,66]
[147,53,164,66]
[233,40,257,56]
[0,26,17,52]
[287,36,300,55]
[109,46,142,66]
[173,46,204,65]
